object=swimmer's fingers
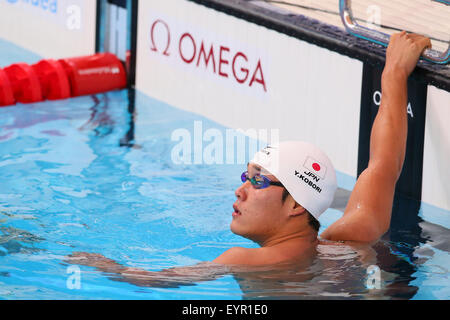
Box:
[390,31,432,52]
[64,252,95,265]
[65,252,119,269]
[406,33,432,51]
[66,251,103,260]
[386,31,431,77]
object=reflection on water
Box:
[79,95,115,138]
[0,225,44,256]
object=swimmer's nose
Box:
[235,181,249,201]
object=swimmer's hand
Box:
[65,252,125,274]
[384,31,431,79]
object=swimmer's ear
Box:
[289,201,306,217]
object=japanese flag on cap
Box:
[250,141,337,220]
[304,156,327,179]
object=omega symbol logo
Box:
[150,19,171,56]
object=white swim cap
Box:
[250,141,337,220]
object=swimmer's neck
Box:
[256,228,318,248]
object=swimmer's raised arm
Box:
[320,32,431,243]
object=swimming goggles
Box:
[241,171,284,189]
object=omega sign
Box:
[150,19,267,93]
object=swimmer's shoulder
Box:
[213,245,314,266]
[212,246,262,265]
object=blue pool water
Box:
[0,39,449,300]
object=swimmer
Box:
[67,32,432,286]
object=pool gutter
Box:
[189,0,450,92]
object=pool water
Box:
[0,39,449,300]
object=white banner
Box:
[423,85,450,213]
[0,0,97,59]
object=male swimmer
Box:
[67,32,432,286]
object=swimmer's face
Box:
[231,163,290,244]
